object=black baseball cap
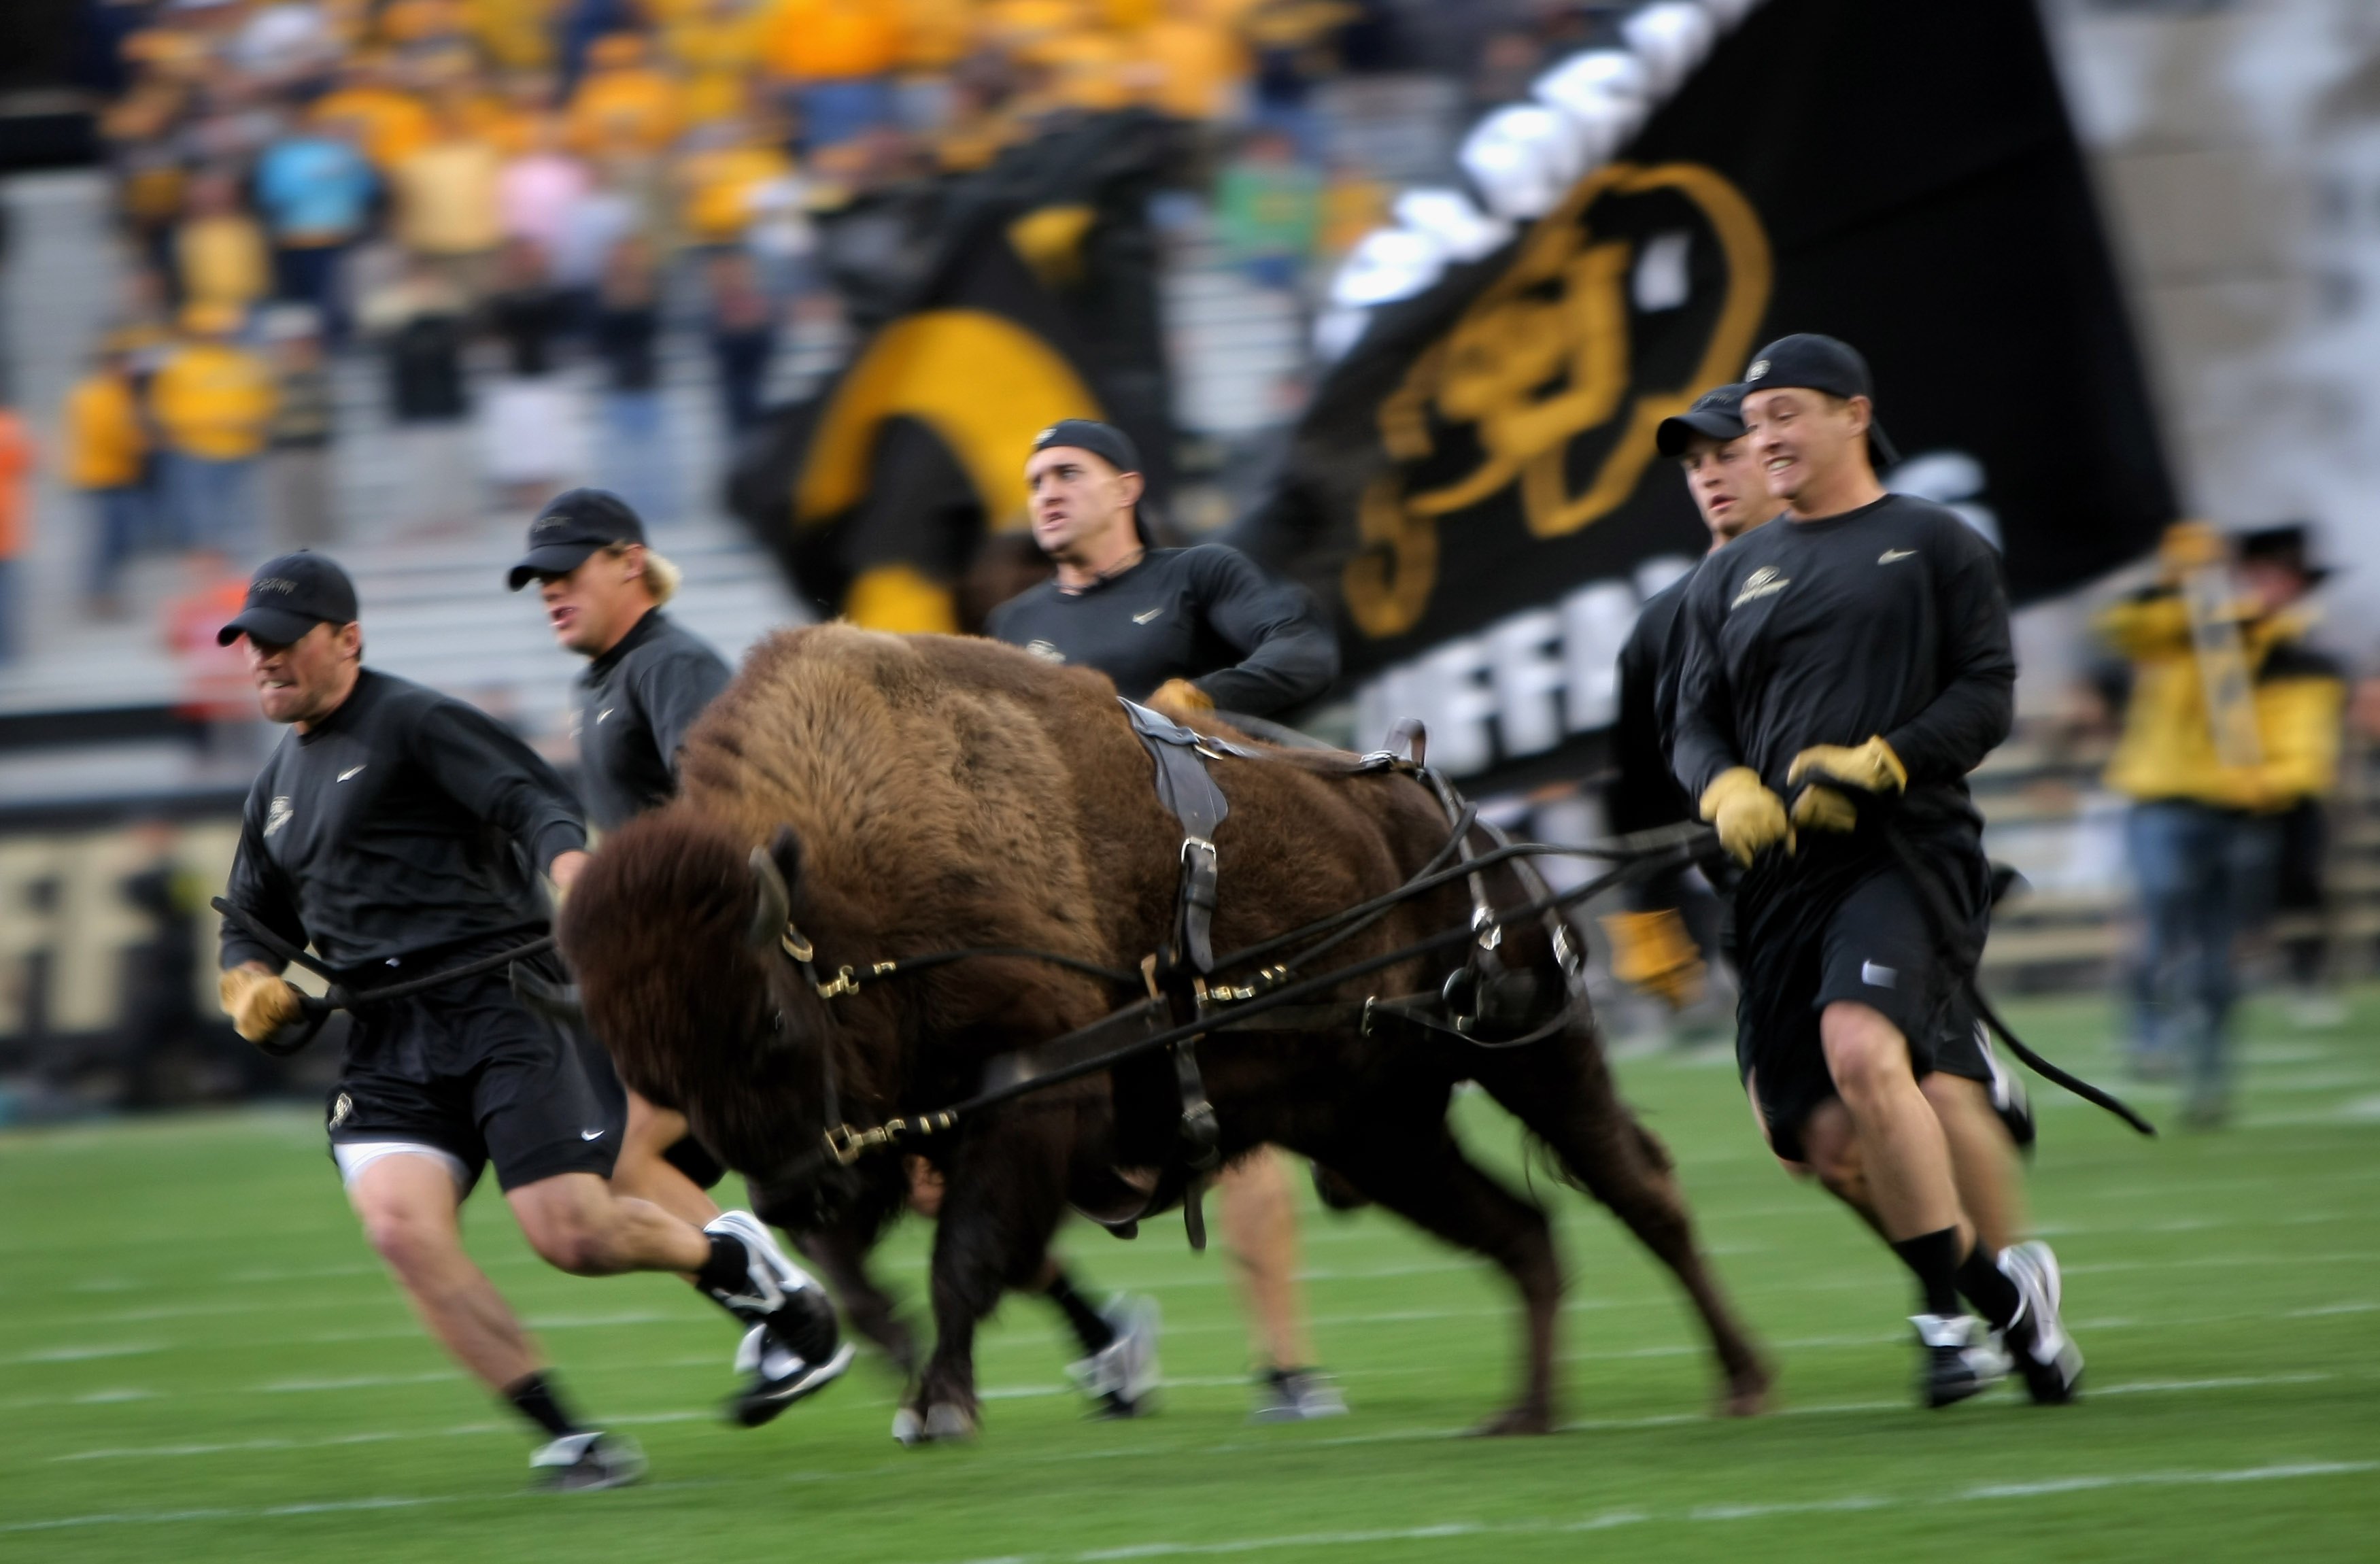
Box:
[1655,383,1747,458]
[1741,333,1901,467]
[508,488,647,590]
[216,551,359,647]
[1029,418,1140,475]
[2237,522,2335,584]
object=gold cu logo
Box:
[1344,163,1773,638]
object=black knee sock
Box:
[695,1232,752,1300]
[1044,1269,1115,1357]
[504,1370,582,1440]
[1956,1242,2022,1333]
[1889,1227,1965,1319]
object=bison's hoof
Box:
[1469,1406,1552,1437]
[1718,1367,1775,1418]
[924,1402,979,1442]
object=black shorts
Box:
[1736,864,1964,1162]
[325,953,625,1195]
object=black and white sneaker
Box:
[1998,1240,2084,1404]
[729,1317,857,1428]
[1066,1295,1161,1418]
[700,1210,823,1325]
[530,1431,645,1492]
[1912,1312,2009,1409]
[1250,1367,1350,1423]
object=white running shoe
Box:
[1250,1367,1350,1423]
[1912,1312,2009,1409]
[530,1431,645,1491]
[728,1323,855,1427]
[700,1210,820,1323]
[1066,1294,1161,1418]
[1998,1240,2084,1404]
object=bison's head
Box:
[557,812,859,1183]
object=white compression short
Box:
[331,1140,472,1194]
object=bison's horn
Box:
[747,845,791,949]
[510,962,586,1028]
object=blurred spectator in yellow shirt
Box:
[392,98,508,295]
[0,407,32,663]
[1138,0,1248,121]
[466,0,564,69]
[174,171,271,311]
[666,0,768,127]
[152,302,279,559]
[567,33,687,157]
[760,0,903,149]
[63,341,156,615]
[677,120,794,245]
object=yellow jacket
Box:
[176,215,271,310]
[152,343,279,462]
[63,372,149,489]
[566,66,686,156]
[2101,590,2344,812]
[760,0,905,79]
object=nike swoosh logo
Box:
[1133,608,1163,624]
[337,765,367,782]
[1877,549,1916,564]
[580,1128,605,1140]
[597,708,614,724]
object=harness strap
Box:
[1121,698,1236,975]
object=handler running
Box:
[1669,337,2081,1408]
[216,552,835,1488]
[510,488,850,1425]
[1601,382,1773,1015]
[989,418,1348,1423]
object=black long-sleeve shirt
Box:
[1607,571,1695,836]
[984,544,1338,717]
[220,668,588,976]
[576,608,731,832]
[1671,494,2013,884]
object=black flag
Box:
[729,110,1179,634]
[1233,0,2173,779]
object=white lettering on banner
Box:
[1353,559,1694,777]
[0,821,243,1038]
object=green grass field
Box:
[4,992,2377,1563]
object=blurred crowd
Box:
[20,0,1565,666]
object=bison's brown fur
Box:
[562,624,1769,1436]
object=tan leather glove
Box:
[1786,736,1907,797]
[1600,908,1705,1010]
[1789,782,1860,834]
[219,966,303,1044]
[2157,519,2226,580]
[1147,678,1213,717]
[1699,766,1792,866]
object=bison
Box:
[559,624,1770,1438]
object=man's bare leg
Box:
[1921,1073,2027,1255]
[506,1170,713,1276]
[349,1153,542,1390]
[1821,1002,2033,1405]
[1217,1149,1342,1419]
[610,1094,721,1229]
[346,1151,642,1482]
[1219,1149,1312,1371]
[1818,1002,1967,1246]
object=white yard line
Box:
[940,1460,2379,1563]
